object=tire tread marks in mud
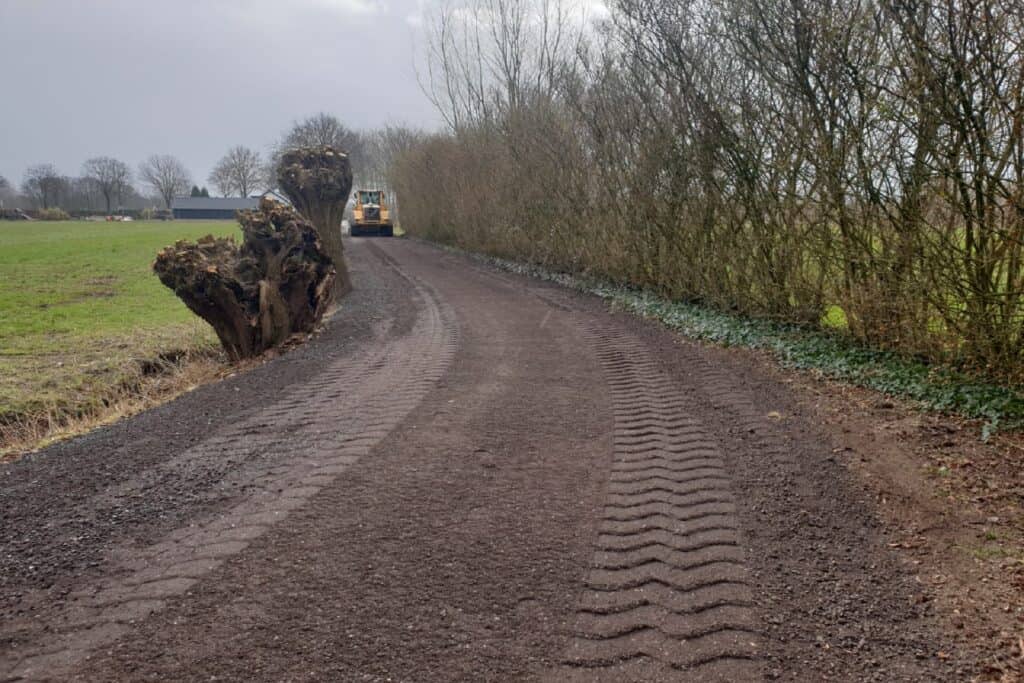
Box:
[0,258,459,682]
[557,327,761,682]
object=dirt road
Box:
[1,239,966,681]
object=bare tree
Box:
[420,0,584,129]
[139,155,192,209]
[66,176,104,211]
[207,167,232,198]
[361,125,428,220]
[260,157,279,191]
[209,146,263,197]
[283,113,361,149]
[82,157,132,213]
[21,164,66,209]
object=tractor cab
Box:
[351,189,393,237]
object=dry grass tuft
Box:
[0,348,228,461]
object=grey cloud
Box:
[0,0,442,187]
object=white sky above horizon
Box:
[0,0,447,189]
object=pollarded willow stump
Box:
[277,146,353,300]
[153,198,336,360]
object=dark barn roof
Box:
[170,196,259,219]
[171,197,259,211]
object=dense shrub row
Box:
[392,0,1024,383]
[36,208,71,221]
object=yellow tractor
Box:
[350,189,393,237]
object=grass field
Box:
[0,219,239,450]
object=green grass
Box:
[0,220,239,422]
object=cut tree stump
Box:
[153,198,336,360]
[277,146,353,300]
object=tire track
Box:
[0,250,459,682]
[555,326,762,682]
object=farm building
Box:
[170,197,259,220]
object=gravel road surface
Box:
[1,239,959,681]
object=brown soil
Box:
[786,374,1024,681]
[1,238,1018,681]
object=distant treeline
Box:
[0,118,420,215]
[391,0,1024,383]
[0,171,158,213]
[0,208,168,221]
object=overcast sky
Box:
[0,0,444,190]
